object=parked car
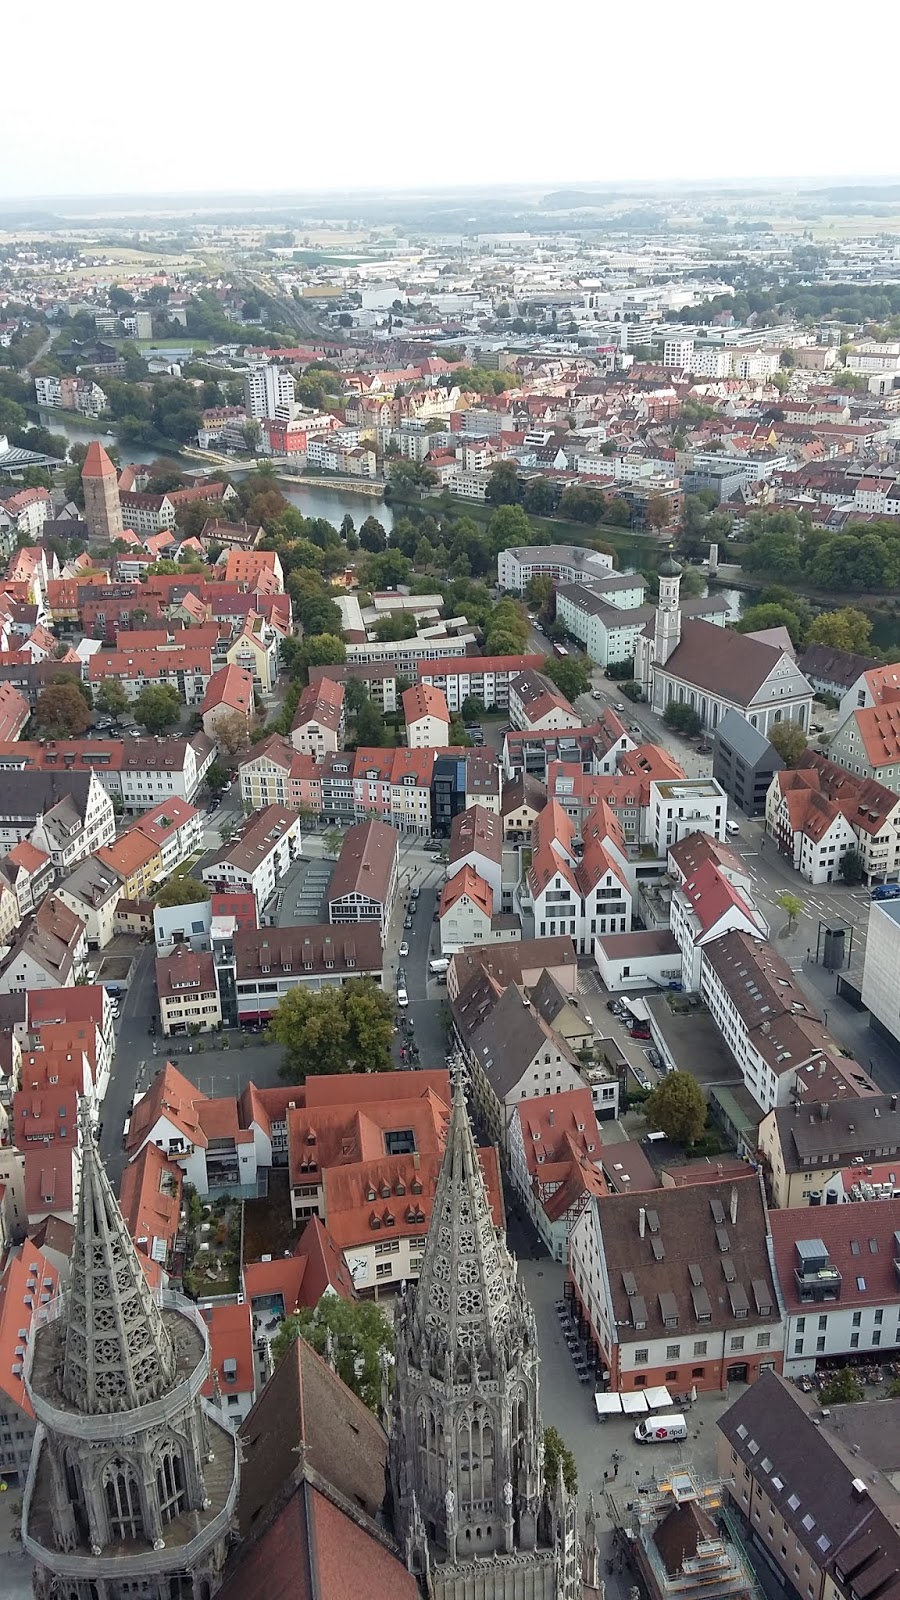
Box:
[643,1047,662,1070]
[404,916,413,929]
[396,986,409,1008]
[424,840,443,853]
[399,940,409,957]
[411,886,420,900]
[630,1022,651,1040]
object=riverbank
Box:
[27,404,111,434]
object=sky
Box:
[4,0,900,201]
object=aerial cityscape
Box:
[3,157,900,1600]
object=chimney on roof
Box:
[548,1107,554,1128]
[892,1095,898,1112]
[820,1102,830,1121]
[638,1207,646,1240]
[730,1186,738,1225]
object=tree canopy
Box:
[35,679,91,738]
[644,1072,707,1145]
[270,979,394,1081]
[542,652,591,702]
[155,876,210,909]
[543,1425,578,1493]
[768,720,809,768]
[270,1295,394,1413]
[133,684,182,734]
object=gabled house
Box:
[507,1086,607,1261]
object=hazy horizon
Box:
[6,0,900,202]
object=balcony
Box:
[25,1291,209,1440]
[22,1417,238,1579]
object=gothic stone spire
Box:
[411,1082,516,1358]
[61,1105,176,1413]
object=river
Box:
[41,409,396,532]
[45,411,746,611]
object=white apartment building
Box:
[700,929,839,1115]
[649,778,727,857]
[497,544,614,593]
[201,806,302,910]
[662,338,695,368]
[770,1204,900,1378]
[243,364,296,420]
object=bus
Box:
[553,642,568,657]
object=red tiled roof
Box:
[81,441,118,479]
[440,864,493,917]
[126,1060,208,1152]
[201,1300,255,1400]
[0,1245,60,1415]
[119,1142,182,1258]
[770,1198,900,1313]
[201,662,254,716]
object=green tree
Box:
[35,680,91,738]
[525,575,554,613]
[133,684,182,734]
[776,891,805,933]
[644,1072,707,1146]
[736,603,808,650]
[461,696,486,720]
[155,877,210,909]
[359,515,387,553]
[542,653,591,702]
[270,979,394,1081]
[485,461,522,506]
[820,1367,863,1405]
[806,608,873,654]
[96,680,130,722]
[543,1425,577,1493]
[839,847,865,886]
[271,1296,394,1412]
[205,761,231,795]
[769,720,808,768]
[296,634,346,676]
[663,701,701,737]
[322,828,344,859]
[373,612,417,643]
[355,696,389,747]
[449,718,472,747]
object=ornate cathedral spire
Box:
[60,1106,176,1413]
[409,1082,517,1359]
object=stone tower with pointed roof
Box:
[21,1106,238,1600]
[636,548,682,696]
[82,439,123,542]
[391,1085,580,1600]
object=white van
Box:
[725,820,741,838]
[634,1413,687,1444]
[429,958,450,975]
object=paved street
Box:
[516,1246,728,1581]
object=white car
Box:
[397,986,409,1008]
[399,940,410,957]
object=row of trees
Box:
[741,511,900,597]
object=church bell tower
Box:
[390,1084,580,1600]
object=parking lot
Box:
[578,969,668,1090]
